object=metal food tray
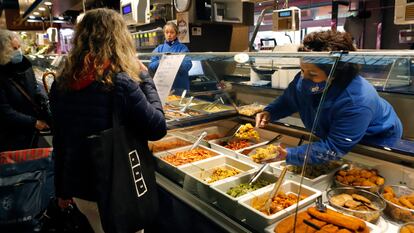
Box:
[189,103,235,113]
[237,180,321,231]
[263,205,382,233]
[154,145,222,186]
[210,170,277,218]
[179,155,257,203]
[168,98,209,107]
[270,161,342,191]
[209,126,279,159]
[148,136,192,153]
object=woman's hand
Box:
[255,111,270,128]
[35,120,49,130]
[275,145,287,160]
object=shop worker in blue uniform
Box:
[256,30,402,166]
[149,22,192,94]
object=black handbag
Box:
[87,93,159,233]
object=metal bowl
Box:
[327,187,385,223]
[380,185,414,223]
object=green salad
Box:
[226,180,271,198]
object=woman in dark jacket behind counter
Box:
[0,29,50,152]
[50,8,166,233]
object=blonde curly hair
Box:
[0,29,18,65]
[58,8,141,90]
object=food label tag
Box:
[153,54,185,106]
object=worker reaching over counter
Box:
[255,30,402,166]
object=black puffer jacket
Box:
[0,57,49,152]
[50,71,166,200]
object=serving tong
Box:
[204,97,224,111]
[262,166,288,215]
[178,90,187,105]
[248,163,269,185]
[180,96,194,112]
[190,131,208,150]
[302,196,327,230]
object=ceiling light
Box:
[33,12,40,15]
[44,1,52,6]
[39,7,46,11]
[58,16,64,20]
[29,16,36,19]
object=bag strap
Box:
[9,78,41,115]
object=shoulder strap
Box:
[9,78,41,114]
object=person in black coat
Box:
[49,8,167,233]
[0,29,50,152]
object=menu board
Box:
[153,54,185,106]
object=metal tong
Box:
[204,97,224,111]
[179,90,187,105]
[315,196,326,212]
[190,131,208,150]
[248,163,269,185]
[263,166,288,215]
[180,96,194,112]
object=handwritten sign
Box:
[153,54,185,106]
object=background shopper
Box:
[0,29,50,152]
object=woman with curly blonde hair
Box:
[50,8,166,233]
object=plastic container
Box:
[179,155,257,203]
[237,180,321,231]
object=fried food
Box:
[400,197,414,209]
[352,194,371,204]
[400,224,414,233]
[274,211,312,233]
[167,95,181,102]
[235,123,260,141]
[252,192,306,215]
[162,148,216,166]
[221,139,251,150]
[335,168,384,189]
[344,199,362,209]
[204,167,240,183]
[330,194,353,207]
[307,207,367,232]
[275,207,369,233]
[250,144,280,163]
[238,104,265,116]
[382,185,414,222]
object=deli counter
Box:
[32,51,414,233]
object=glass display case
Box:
[137,51,414,233]
[29,51,414,232]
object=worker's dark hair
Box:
[298,30,360,89]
